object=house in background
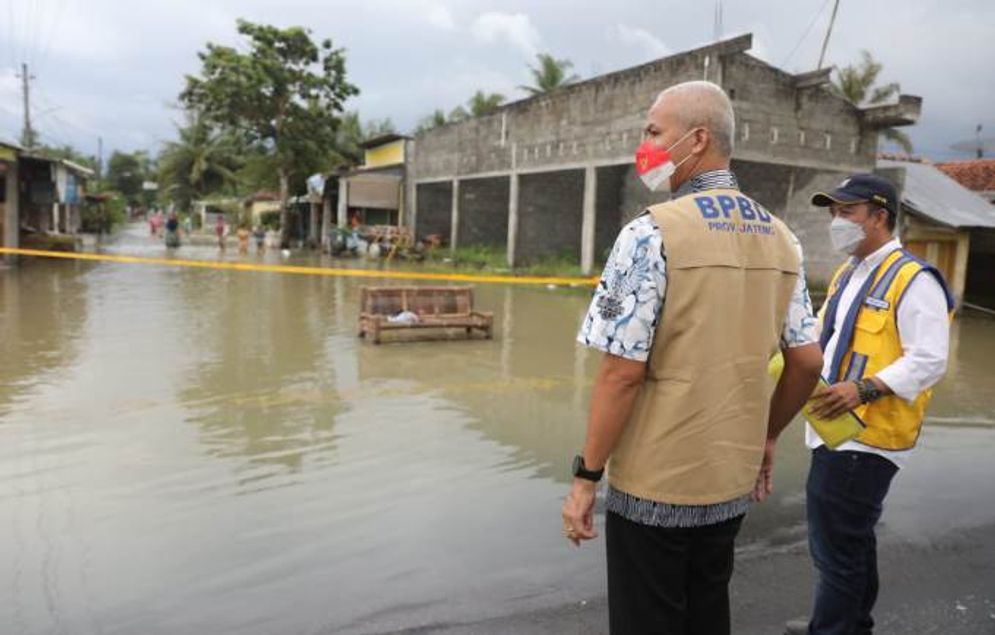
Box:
[879,157,995,309]
[936,158,995,205]
[335,134,410,229]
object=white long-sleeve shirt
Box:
[808,238,951,467]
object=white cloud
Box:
[613,24,668,60]
[471,12,541,59]
[424,3,456,30]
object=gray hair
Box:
[654,81,736,157]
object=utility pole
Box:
[817,0,841,70]
[713,0,724,42]
[97,136,104,180]
[17,62,36,148]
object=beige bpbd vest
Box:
[608,188,800,505]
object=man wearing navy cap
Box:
[785,174,954,635]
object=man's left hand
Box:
[809,381,861,419]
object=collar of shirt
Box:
[674,169,740,196]
[851,237,902,273]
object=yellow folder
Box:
[767,353,865,449]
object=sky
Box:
[1,0,992,163]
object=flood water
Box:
[2,225,994,634]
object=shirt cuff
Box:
[873,366,920,404]
[576,334,651,362]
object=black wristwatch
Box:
[572,455,604,482]
[855,378,884,404]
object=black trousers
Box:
[606,511,744,635]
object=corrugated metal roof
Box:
[880,159,995,229]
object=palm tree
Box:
[519,53,580,96]
[832,51,912,153]
[467,91,504,117]
[158,113,242,211]
[415,109,448,134]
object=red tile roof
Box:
[935,159,995,192]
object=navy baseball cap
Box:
[811,173,898,215]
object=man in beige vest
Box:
[562,81,824,635]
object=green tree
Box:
[180,19,359,245]
[832,50,912,153]
[106,150,151,202]
[519,53,579,96]
[448,106,469,123]
[467,90,504,117]
[415,109,448,134]
[157,112,243,211]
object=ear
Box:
[692,127,710,155]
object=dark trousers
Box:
[606,511,744,635]
[807,446,898,635]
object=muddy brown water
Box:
[2,225,993,634]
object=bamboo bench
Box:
[358,286,493,344]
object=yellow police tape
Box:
[0,246,599,288]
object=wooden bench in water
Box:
[358,286,494,344]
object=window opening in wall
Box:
[825,133,832,150]
[771,127,779,144]
[742,122,750,141]
[799,130,807,146]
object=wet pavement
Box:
[1,224,993,634]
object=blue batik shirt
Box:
[577,169,818,528]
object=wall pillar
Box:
[507,172,519,268]
[3,162,19,263]
[337,178,349,227]
[581,165,597,275]
[450,178,460,250]
[321,196,333,249]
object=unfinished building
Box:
[404,34,920,285]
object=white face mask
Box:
[829,216,866,254]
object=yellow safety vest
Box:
[820,249,954,450]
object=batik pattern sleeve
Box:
[576,214,666,362]
[780,230,818,348]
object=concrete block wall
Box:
[415,181,453,240]
[594,165,628,262]
[516,169,584,264]
[458,176,509,248]
[733,158,852,287]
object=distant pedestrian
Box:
[182,214,193,236]
[237,225,250,255]
[253,225,266,253]
[164,212,181,248]
[215,215,226,250]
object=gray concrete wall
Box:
[458,176,509,248]
[411,42,877,184]
[414,181,452,240]
[2,163,20,253]
[516,169,584,264]
[732,159,853,288]
[594,165,628,262]
[407,36,887,279]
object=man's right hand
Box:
[752,439,777,502]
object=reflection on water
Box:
[1,225,993,634]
